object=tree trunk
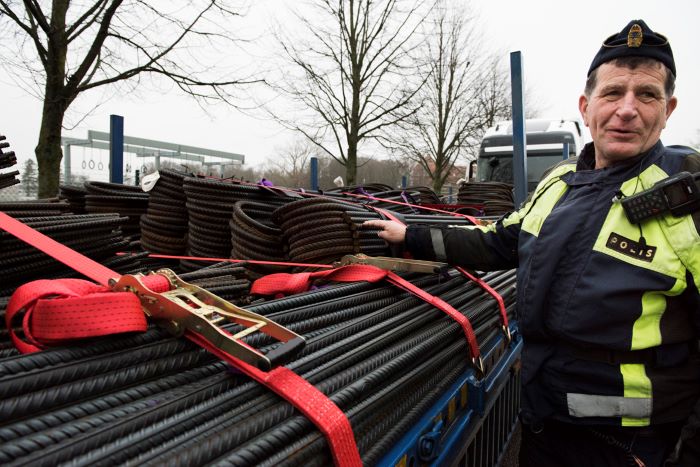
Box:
[36,103,66,198]
[433,178,443,194]
[346,137,358,185]
[36,1,69,199]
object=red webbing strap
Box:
[455,266,509,330]
[251,265,481,360]
[186,331,362,467]
[384,271,480,360]
[370,206,405,225]
[251,264,390,296]
[0,212,119,286]
[5,276,168,353]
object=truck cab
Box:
[475,119,584,192]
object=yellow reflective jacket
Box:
[406,141,700,426]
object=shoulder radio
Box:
[620,171,700,224]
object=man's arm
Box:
[364,210,522,272]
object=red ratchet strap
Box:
[1,211,120,286]
[185,332,360,466]
[456,266,510,337]
[251,264,482,365]
[1,212,160,352]
[6,277,163,353]
[0,212,361,467]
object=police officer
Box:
[365,19,700,467]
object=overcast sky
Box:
[1,0,697,181]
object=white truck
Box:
[474,118,585,192]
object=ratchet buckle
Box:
[334,253,449,274]
[111,269,305,371]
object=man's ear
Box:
[578,94,589,126]
[665,96,678,120]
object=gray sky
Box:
[1,0,698,181]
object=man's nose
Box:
[616,91,638,119]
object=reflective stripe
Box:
[430,228,447,262]
[632,280,684,350]
[621,363,652,426]
[566,392,651,419]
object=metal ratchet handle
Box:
[335,254,449,274]
[112,270,306,371]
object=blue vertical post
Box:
[109,114,124,184]
[562,142,570,160]
[310,157,319,191]
[510,51,527,206]
[401,175,407,189]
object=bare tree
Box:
[264,139,319,188]
[269,0,431,186]
[355,156,409,188]
[0,0,258,198]
[382,3,512,192]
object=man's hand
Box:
[363,220,407,244]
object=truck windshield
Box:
[476,131,578,192]
[477,152,565,192]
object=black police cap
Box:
[588,19,675,77]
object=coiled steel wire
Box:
[404,185,442,204]
[230,201,287,278]
[0,135,19,190]
[183,177,295,271]
[139,169,190,255]
[272,198,391,268]
[457,181,515,216]
[83,181,149,238]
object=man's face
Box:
[579,62,677,168]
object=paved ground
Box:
[500,422,521,467]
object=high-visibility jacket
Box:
[406,140,700,427]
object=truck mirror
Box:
[468,160,478,180]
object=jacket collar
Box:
[564,141,664,185]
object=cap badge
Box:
[627,24,643,48]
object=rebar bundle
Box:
[84,181,150,238]
[183,177,298,271]
[59,184,89,213]
[457,181,515,216]
[0,135,19,190]
[139,169,190,256]
[230,200,288,278]
[361,189,422,214]
[404,185,443,204]
[0,214,135,296]
[0,265,517,466]
[0,201,71,218]
[272,197,391,268]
